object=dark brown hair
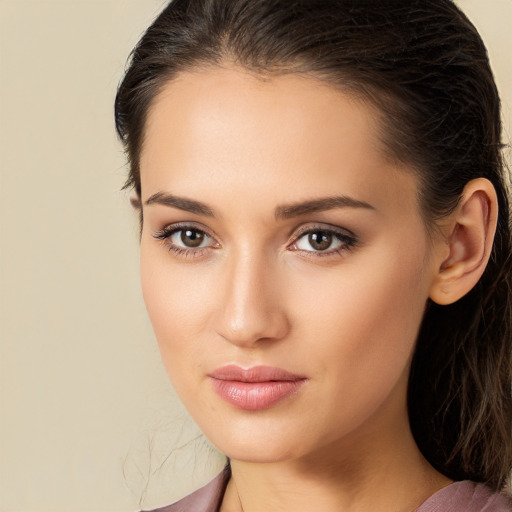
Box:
[115,0,512,491]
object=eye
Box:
[170,228,210,248]
[290,227,357,256]
[153,224,218,258]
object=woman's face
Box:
[139,66,441,463]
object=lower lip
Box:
[209,378,306,411]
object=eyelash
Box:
[152,223,358,260]
[290,226,357,258]
[153,223,215,259]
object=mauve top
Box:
[145,465,512,512]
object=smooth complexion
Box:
[138,66,494,512]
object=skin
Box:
[137,65,495,512]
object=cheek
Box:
[139,242,215,378]
[290,241,430,391]
[273,250,430,445]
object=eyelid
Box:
[287,223,358,256]
[152,221,358,259]
[152,222,221,257]
[291,223,357,240]
[153,222,218,242]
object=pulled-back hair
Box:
[115,0,512,491]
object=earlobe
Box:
[429,178,498,306]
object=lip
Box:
[208,365,307,411]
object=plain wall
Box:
[0,1,510,511]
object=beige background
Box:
[0,1,510,511]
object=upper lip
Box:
[208,365,306,382]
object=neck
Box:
[220,378,451,512]
[223,432,449,512]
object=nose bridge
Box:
[215,244,288,346]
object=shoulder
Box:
[416,480,512,512]
[141,466,231,512]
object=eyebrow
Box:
[274,195,375,220]
[145,192,215,217]
[144,192,375,219]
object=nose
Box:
[213,250,290,348]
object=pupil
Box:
[309,232,332,251]
[181,229,204,247]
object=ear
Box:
[129,193,143,238]
[129,194,141,210]
[429,178,498,305]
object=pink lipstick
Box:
[208,365,307,411]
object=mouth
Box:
[208,365,307,411]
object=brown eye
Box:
[181,229,205,247]
[153,224,218,258]
[292,227,356,255]
[308,231,333,251]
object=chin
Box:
[221,440,301,464]
[198,415,313,464]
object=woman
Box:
[115,0,512,510]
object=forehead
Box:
[140,65,419,218]
[142,65,382,167]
